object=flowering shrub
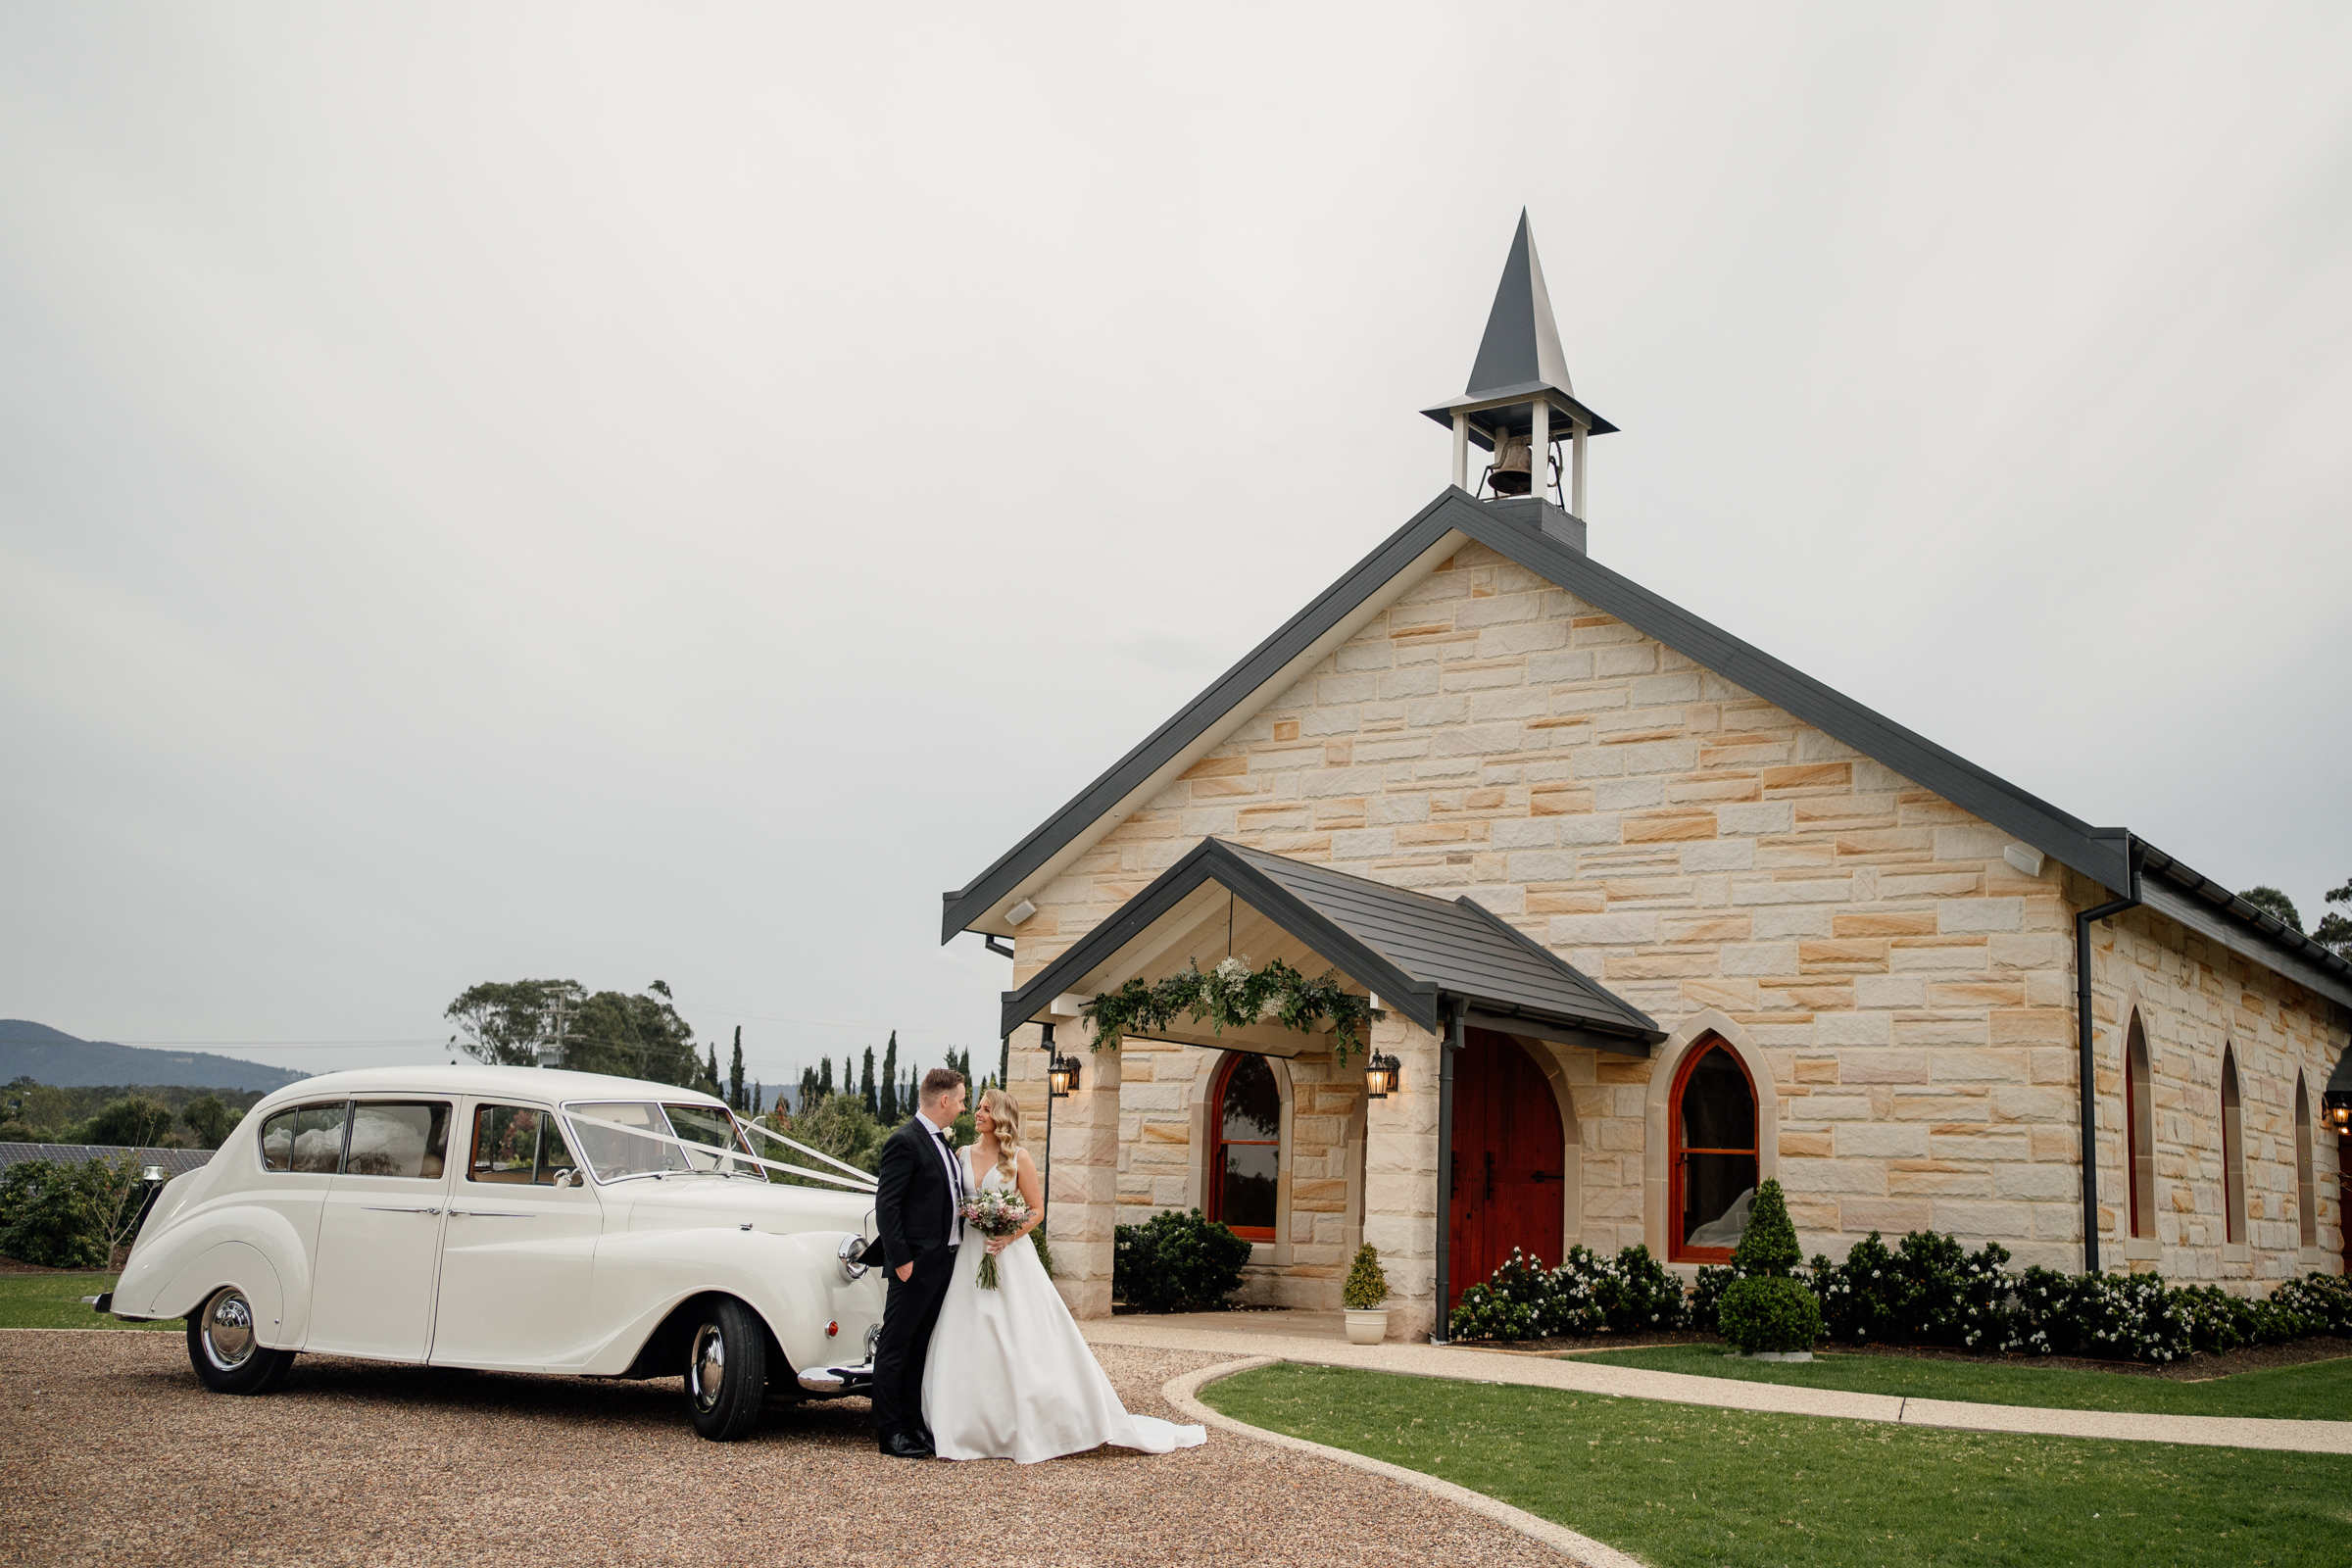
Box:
[1808,1231,2014,1349]
[1446,1224,2347,1364]
[2269,1271,2352,1335]
[2008,1268,2195,1361]
[1449,1244,1693,1341]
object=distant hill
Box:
[0,1020,304,1094]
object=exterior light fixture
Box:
[1048,1053,1081,1099]
[1363,1052,1401,1100]
[2328,1050,2352,1134]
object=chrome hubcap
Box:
[203,1289,255,1370]
[690,1322,725,1412]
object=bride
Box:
[921,1088,1206,1463]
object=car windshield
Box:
[563,1102,693,1182]
[662,1102,759,1177]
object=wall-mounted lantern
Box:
[1363,1052,1401,1100]
[1048,1053,1082,1099]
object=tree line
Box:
[0,1078,253,1151]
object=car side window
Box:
[261,1102,349,1173]
[468,1104,579,1187]
[345,1102,452,1179]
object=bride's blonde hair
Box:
[978,1087,1026,1185]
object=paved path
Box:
[1083,1316,2352,1455]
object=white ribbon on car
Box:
[558,1106,880,1194]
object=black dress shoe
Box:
[879,1432,934,1459]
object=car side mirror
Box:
[551,1168,579,1189]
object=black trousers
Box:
[871,1247,955,1444]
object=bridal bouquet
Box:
[959,1187,1033,1290]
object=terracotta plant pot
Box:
[1344,1307,1389,1345]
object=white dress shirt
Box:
[914,1107,962,1250]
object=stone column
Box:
[1360,1015,1441,1341]
[1040,1036,1122,1318]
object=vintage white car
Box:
[99,1064,888,1441]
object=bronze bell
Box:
[1489,432,1532,496]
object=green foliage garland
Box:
[1083,956,1374,1064]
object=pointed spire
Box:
[1465,210,1572,400]
[1421,211,1617,529]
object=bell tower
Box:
[1422,211,1616,549]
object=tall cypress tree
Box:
[703,1044,720,1096]
[753,1081,763,1116]
[859,1046,877,1118]
[728,1026,746,1111]
[880,1031,899,1122]
[799,1065,816,1111]
[997,1036,1009,1093]
[818,1056,834,1099]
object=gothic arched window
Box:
[2295,1074,2317,1250]
[2221,1047,2247,1247]
[1210,1053,1282,1242]
[2127,1013,2155,1241]
[1670,1040,1758,1262]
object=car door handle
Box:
[364,1205,444,1215]
[448,1209,532,1218]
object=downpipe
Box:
[2076,852,2139,1275]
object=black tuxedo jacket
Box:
[871,1115,961,1271]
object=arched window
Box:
[1669,1039,1758,1262]
[2127,1013,2155,1240]
[1209,1053,1281,1242]
[2295,1075,2317,1250]
[2221,1047,2246,1247]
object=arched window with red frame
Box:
[1208,1053,1281,1242]
[1669,1039,1758,1262]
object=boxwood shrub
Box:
[1717,1274,1822,1354]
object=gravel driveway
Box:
[0,1330,1566,1567]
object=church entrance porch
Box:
[998,838,1663,1340]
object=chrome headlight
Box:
[837,1233,868,1281]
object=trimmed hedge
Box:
[1446,1224,2352,1365]
[1718,1275,1822,1354]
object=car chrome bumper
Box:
[795,1358,874,1394]
[84,1293,113,1313]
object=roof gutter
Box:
[2076,838,2139,1275]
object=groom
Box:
[869,1066,967,1458]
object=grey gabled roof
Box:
[0,1143,215,1177]
[999,837,1661,1044]
[948,486,2352,1012]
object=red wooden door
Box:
[1447,1029,1566,1307]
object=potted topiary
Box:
[1716,1179,1822,1360]
[1342,1242,1391,1344]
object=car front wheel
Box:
[684,1297,766,1442]
[185,1286,295,1395]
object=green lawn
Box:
[0,1274,178,1331]
[1569,1343,2352,1423]
[1202,1363,2351,1568]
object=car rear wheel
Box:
[185,1286,295,1395]
[684,1297,766,1442]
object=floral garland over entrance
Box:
[1082,956,1374,1064]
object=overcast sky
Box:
[4,5,2347,1090]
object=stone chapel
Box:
[944,213,2352,1342]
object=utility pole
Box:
[537,994,576,1069]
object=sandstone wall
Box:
[1008,538,2346,1315]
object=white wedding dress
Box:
[922,1149,1206,1464]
